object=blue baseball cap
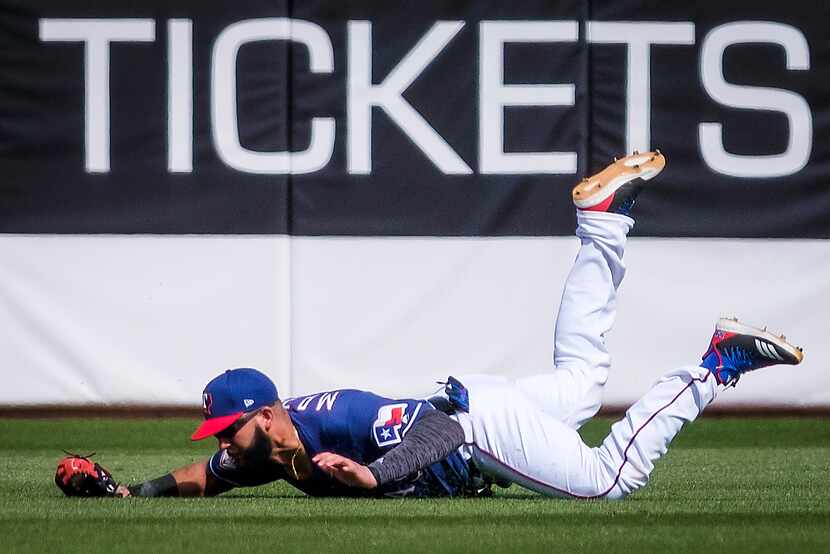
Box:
[191,368,279,441]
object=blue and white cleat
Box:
[701,318,804,386]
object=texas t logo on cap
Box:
[191,368,279,441]
[202,393,213,417]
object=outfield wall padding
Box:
[0,1,827,407]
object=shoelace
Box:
[724,346,754,371]
[718,346,756,387]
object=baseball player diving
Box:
[56,152,805,500]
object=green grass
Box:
[1,417,829,553]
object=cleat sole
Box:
[572,151,666,209]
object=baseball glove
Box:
[55,451,119,497]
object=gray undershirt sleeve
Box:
[367,408,465,486]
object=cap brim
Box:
[190,412,244,441]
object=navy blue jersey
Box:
[207,389,473,497]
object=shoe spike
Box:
[613,156,618,162]
[656,148,661,155]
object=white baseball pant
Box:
[454,210,719,499]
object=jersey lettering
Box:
[291,392,341,412]
[297,395,318,411]
[315,391,340,411]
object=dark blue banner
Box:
[0,0,827,236]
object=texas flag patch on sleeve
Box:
[372,402,422,447]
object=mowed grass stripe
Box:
[1,418,828,553]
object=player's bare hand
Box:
[115,484,131,498]
[312,452,378,489]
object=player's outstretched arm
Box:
[116,459,233,498]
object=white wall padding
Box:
[0,236,291,405]
[1,235,827,407]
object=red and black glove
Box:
[55,452,119,497]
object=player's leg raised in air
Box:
[454,153,804,500]
[515,151,665,429]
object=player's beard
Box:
[237,425,274,470]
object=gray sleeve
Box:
[367,408,465,486]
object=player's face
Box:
[216,409,275,468]
[235,425,274,469]
[215,410,262,454]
